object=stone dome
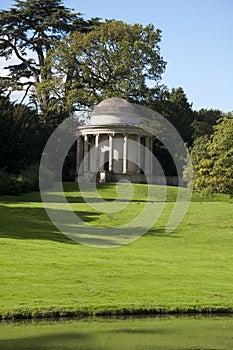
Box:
[90,97,140,126]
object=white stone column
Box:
[109,134,113,172]
[76,136,82,175]
[95,134,99,172]
[89,135,95,173]
[136,135,141,173]
[145,136,150,175]
[123,134,128,174]
[84,134,89,173]
[149,137,153,176]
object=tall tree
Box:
[183,135,209,191]
[184,115,233,195]
[191,108,223,139]
[164,87,195,146]
[44,20,166,111]
[0,0,98,118]
[206,115,233,194]
[0,93,43,173]
[144,87,195,176]
[149,87,195,145]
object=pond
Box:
[0,315,233,349]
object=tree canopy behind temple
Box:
[45,20,166,110]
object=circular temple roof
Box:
[90,97,140,126]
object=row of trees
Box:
[0,0,232,195]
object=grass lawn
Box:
[0,183,233,319]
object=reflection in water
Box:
[0,315,233,349]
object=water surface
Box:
[0,315,233,349]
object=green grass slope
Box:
[0,183,232,319]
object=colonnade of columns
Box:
[76,133,153,177]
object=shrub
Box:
[22,164,55,191]
[21,164,40,191]
[0,169,21,195]
[0,164,55,196]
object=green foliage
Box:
[0,164,55,196]
[140,87,195,176]
[47,20,166,110]
[0,169,32,195]
[0,169,20,195]
[151,87,195,146]
[192,108,223,139]
[20,164,40,191]
[0,0,97,116]
[183,135,209,190]
[205,116,233,194]
[0,168,34,195]
[0,94,46,173]
[185,116,233,195]
[164,87,195,146]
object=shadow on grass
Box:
[0,193,161,204]
[0,204,101,244]
[0,201,175,246]
[144,227,181,238]
[0,181,176,245]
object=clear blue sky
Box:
[1,0,233,111]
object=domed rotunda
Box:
[76,97,153,183]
